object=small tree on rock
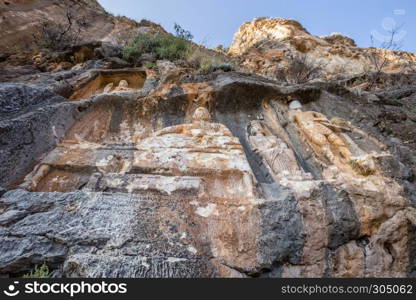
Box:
[174,23,194,41]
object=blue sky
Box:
[98,0,416,52]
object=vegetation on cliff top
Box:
[123,23,233,74]
[123,33,189,64]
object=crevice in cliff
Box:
[407,224,416,277]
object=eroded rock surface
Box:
[0,5,416,279]
[0,68,415,278]
[0,83,79,190]
[229,18,416,79]
[0,0,165,53]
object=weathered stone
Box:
[258,185,305,270]
[0,190,206,276]
[64,254,214,278]
[364,211,410,277]
[331,241,365,278]
[0,12,415,279]
[0,83,66,119]
[94,42,123,59]
[0,84,79,190]
[0,236,68,275]
[229,18,416,79]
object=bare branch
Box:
[365,23,406,89]
[276,54,325,84]
[33,7,86,51]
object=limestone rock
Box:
[0,0,165,53]
[0,9,416,279]
[229,18,416,79]
[0,83,79,190]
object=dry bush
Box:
[367,25,403,73]
[364,25,408,89]
[276,54,324,84]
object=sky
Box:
[98,0,416,53]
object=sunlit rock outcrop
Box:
[0,3,415,279]
[229,18,416,79]
[0,0,165,53]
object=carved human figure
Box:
[248,120,307,180]
[103,80,131,94]
[19,164,51,191]
[112,80,131,93]
[155,107,233,138]
[103,82,114,93]
[291,109,353,163]
[118,80,129,88]
[289,101,376,175]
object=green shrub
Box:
[123,29,233,73]
[143,61,157,69]
[123,33,160,65]
[348,159,375,176]
[199,58,233,74]
[213,63,233,72]
[186,46,233,74]
[23,263,51,278]
[412,108,416,114]
[155,35,189,60]
[123,33,189,66]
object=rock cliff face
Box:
[229,18,416,79]
[0,7,416,278]
[0,0,164,53]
